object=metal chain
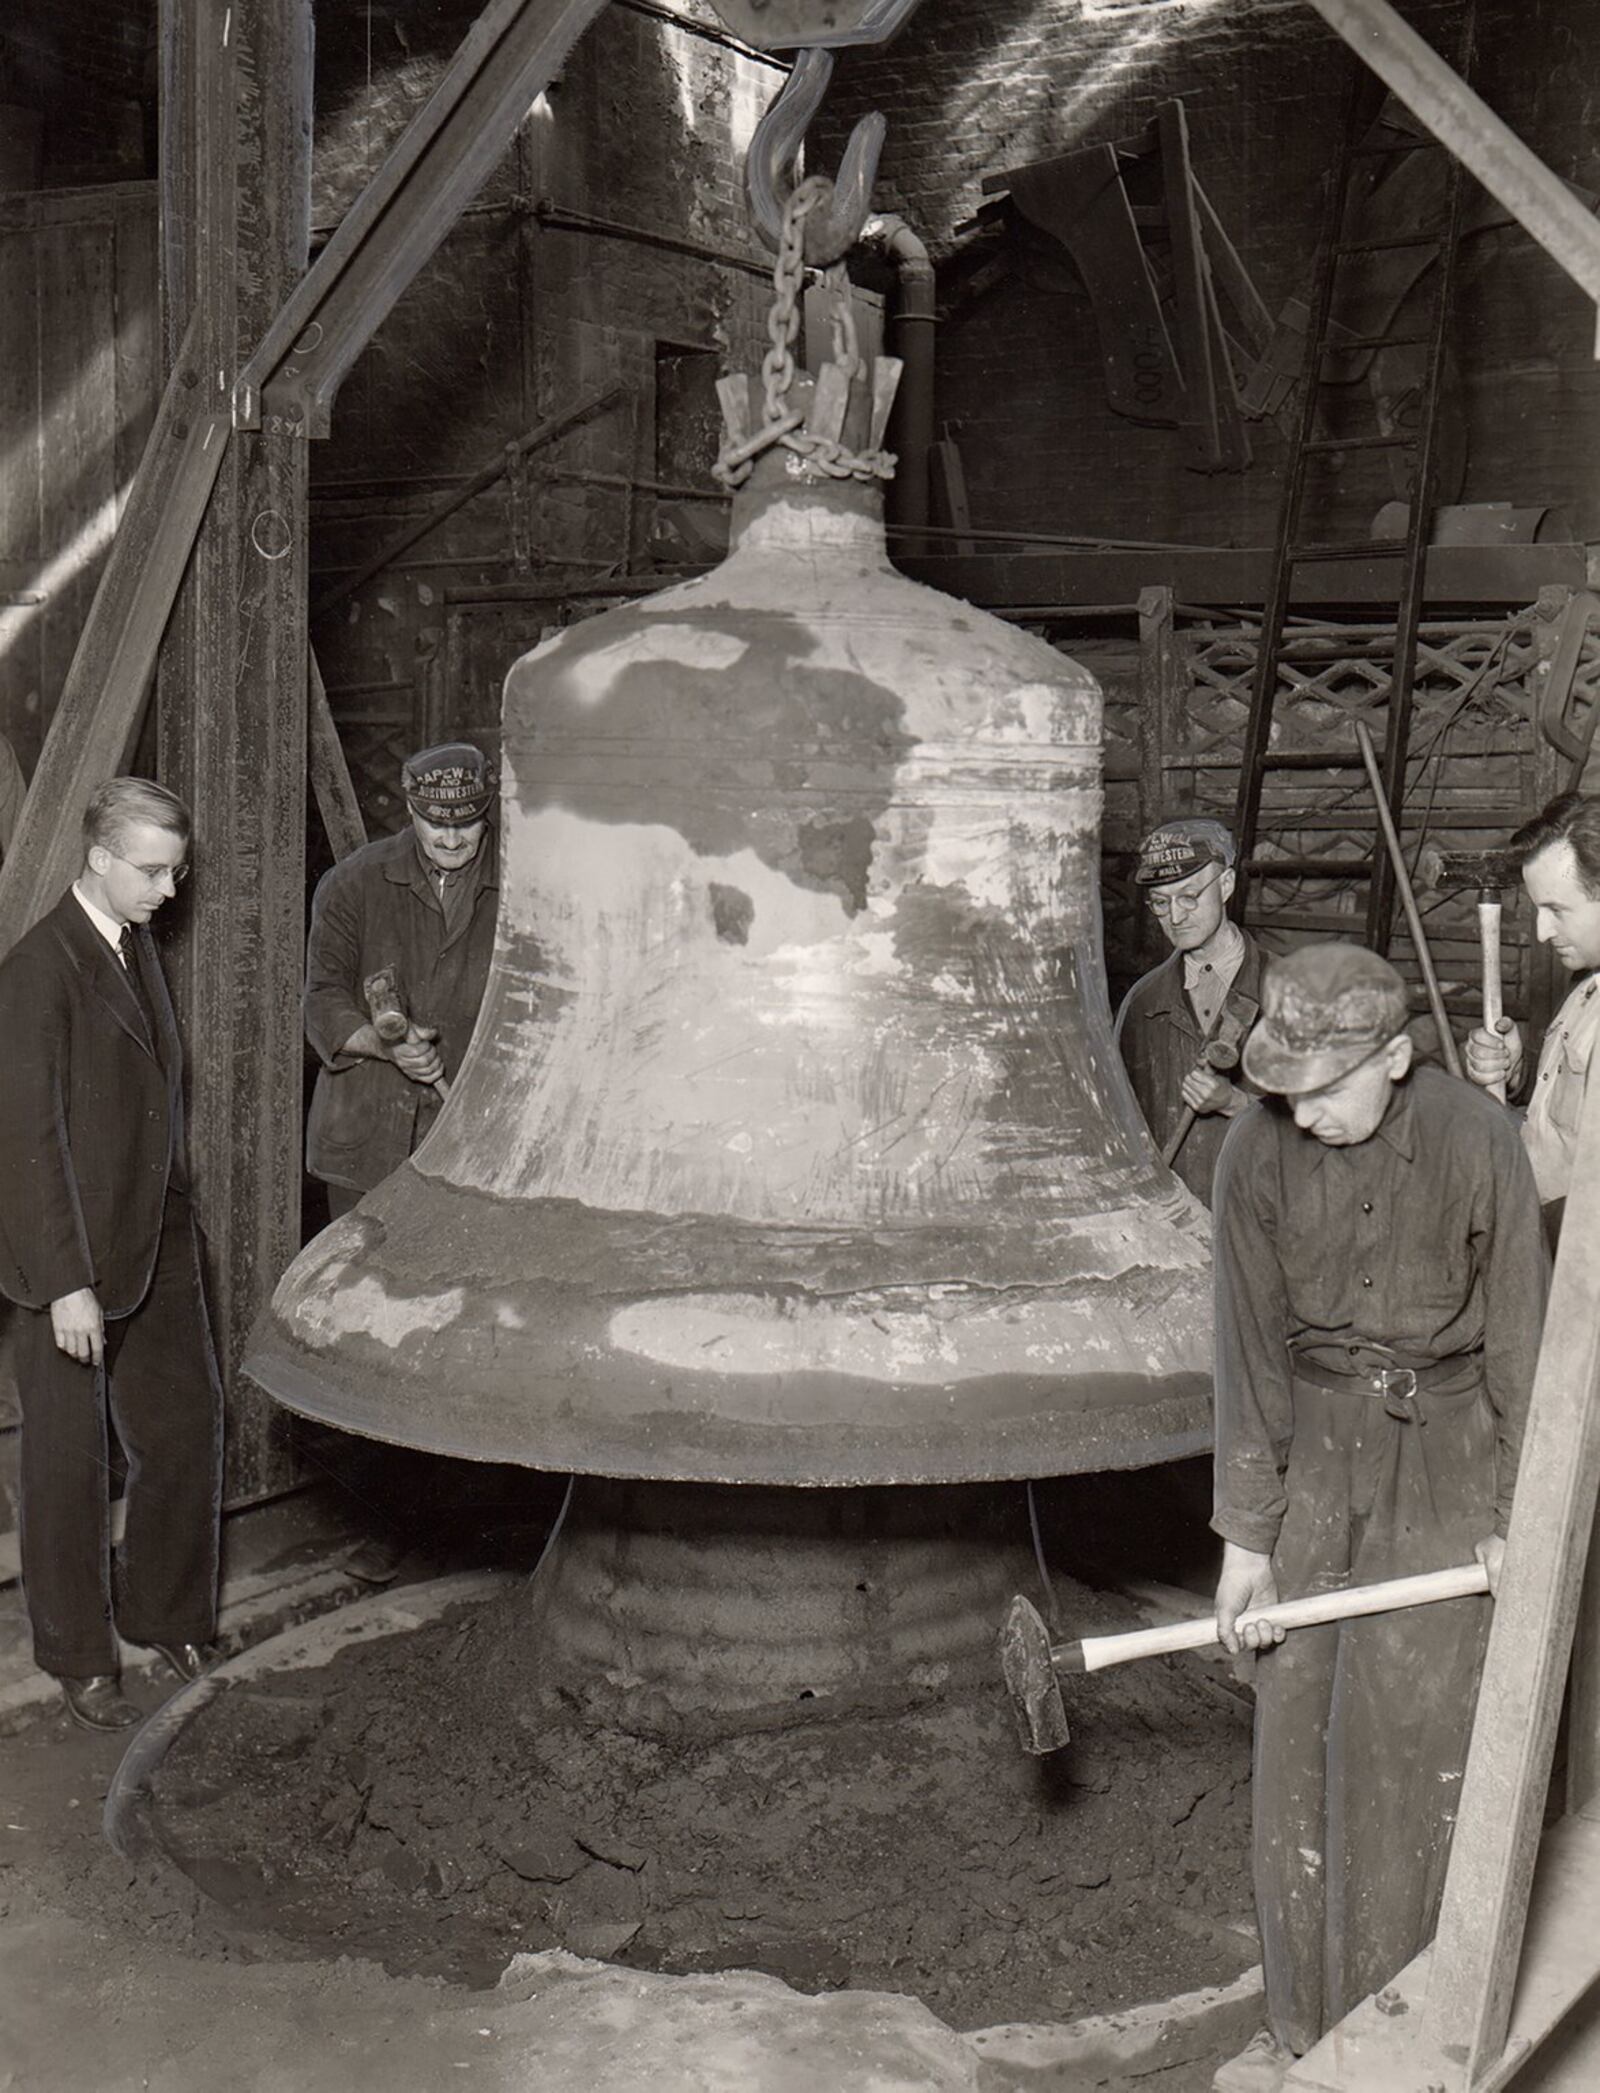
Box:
[715,179,896,490]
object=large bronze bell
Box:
[246,368,1212,1490]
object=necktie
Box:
[118,926,155,1036]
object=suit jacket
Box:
[0,890,186,1316]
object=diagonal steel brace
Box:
[1305,0,1600,354]
[234,0,613,436]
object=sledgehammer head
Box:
[1000,1594,1071,1755]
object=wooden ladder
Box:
[1231,41,1473,954]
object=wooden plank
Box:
[1157,99,1224,469]
[0,229,42,766]
[1193,176,1275,355]
[309,650,368,861]
[36,222,120,733]
[0,310,226,952]
[899,544,1588,611]
[158,0,311,1506]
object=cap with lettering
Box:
[1134,817,1237,888]
[1241,942,1410,1094]
[400,742,495,824]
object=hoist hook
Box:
[746,48,887,267]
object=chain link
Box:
[715,179,897,491]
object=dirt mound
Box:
[146,1577,1255,2030]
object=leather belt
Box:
[1289,1344,1485,1423]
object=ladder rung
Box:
[1287,538,1409,562]
[1335,232,1445,256]
[1347,137,1432,158]
[1244,909,1375,935]
[1302,432,1416,453]
[1320,332,1433,354]
[1259,751,1368,771]
[1244,858,1375,880]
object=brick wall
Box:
[2,0,154,186]
[308,2,777,831]
[816,0,1600,547]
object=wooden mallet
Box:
[1000,1564,1491,1755]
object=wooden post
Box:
[158,0,312,1503]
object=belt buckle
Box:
[1377,1365,1421,1422]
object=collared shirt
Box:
[71,883,128,963]
[1211,1065,1548,1555]
[1523,972,1600,1204]
[1182,920,1246,1035]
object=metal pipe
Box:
[1306,0,1600,350]
[1355,720,1463,1079]
[864,213,935,552]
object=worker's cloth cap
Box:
[1242,942,1410,1094]
[401,743,495,823]
[1135,817,1237,887]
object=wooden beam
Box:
[900,543,1587,612]
[0,311,226,951]
[235,0,613,435]
[158,0,313,1503]
[309,651,368,863]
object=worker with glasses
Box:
[1114,816,1265,1205]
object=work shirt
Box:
[1182,920,1247,1035]
[1115,927,1266,1207]
[1522,971,1600,1208]
[1211,1065,1547,1557]
[304,826,500,1194]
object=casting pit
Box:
[138,1512,1254,2032]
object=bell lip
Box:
[242,1334,1212,1485]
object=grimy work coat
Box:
[304,826,499,1195]
[1113,929,1266,1206]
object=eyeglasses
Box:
[111,853,189,887]
[1146,870,1220,919]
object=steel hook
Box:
[746,48,887,266]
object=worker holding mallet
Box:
[1114,817,1265,1206]
[1208,943,1546,2092]
[1464,791,1600,1250]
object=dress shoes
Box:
[145,1640,220,1683]
[59,1675,142,1732]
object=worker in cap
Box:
[1114,816,1265,1206]
[304,740,499,1216]
[1465,790,1600,1247]
[302,740,505,1582]
[1207,942,1546,2090]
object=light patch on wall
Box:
[0,481,127,667]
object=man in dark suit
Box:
[0,777,223,1730]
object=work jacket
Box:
[304,827,499,1194]
[1113,928,1266,1207]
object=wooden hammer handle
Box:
[1062,1562,1490,1676]
[1480,897,1507,1103]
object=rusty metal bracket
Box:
[234,0,612,437]
[1305,0,1600,354]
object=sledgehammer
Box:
[1000,1563,1490,1755]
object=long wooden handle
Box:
[1355,721,1463,1080]
[1160,1105,1197,1167]
[1479,897,1507,1103]
[1062,1562,1491,1676]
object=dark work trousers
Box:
[1254,1372,1496,2054]
[15,1191,224,1679]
